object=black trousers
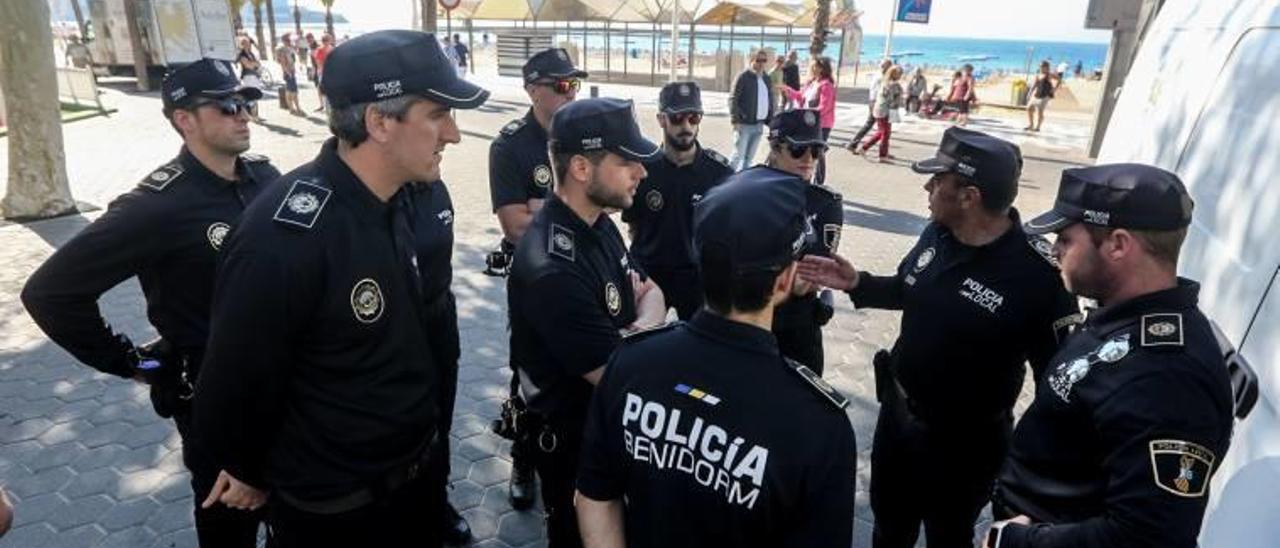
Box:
[816,127,832,186]
[647,266,702,321]
[870,389,1011,548]
[531,431,584,548]
[173,412,265,548]
[268,475,441,548]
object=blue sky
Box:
[276,0,1113,44]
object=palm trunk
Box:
[266,0,278,50]
[0,0,75,219]
[810,0,831,55]
[325,6,335,38]
[253,2,266,59]
[69,0,88,38]
[292,2,301,38]
[421,0,436,33]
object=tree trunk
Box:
[124,0,151,90]
[70,0,88,39]
[422,0,436,33]
[0,0,76,220]
[292,2,302,38]
[810,0,831,55]
[231,0,244,31]
[325,6,335,38]
[253,2,266,59]
[266,0,278,50]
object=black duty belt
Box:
[275,427,438,515]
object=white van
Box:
[1096,0,1280,546]
[86,0,237,77]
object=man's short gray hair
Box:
[328,94,423,147]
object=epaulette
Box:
[500,117,527,136]
[1027,233,1059,268]
[806,182,843,204]
[621,322,679,344]
[1140,313,1184,349]
[138,162,185,192]
[240,152,271,163]
[272,179,332,230]
[548,223,575,261]
[703,147,731,168]
[785,358,849,411]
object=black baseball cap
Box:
[319,30,489,109]
[522,48,589,84]
[161,58,262,111]
[659,81,703,114]
[768,109,827,147]
[1025,163,1194,234]
[912,127,1022,204]
[549,98,659,162]
[693,167,809,273]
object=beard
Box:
[586,171,633,210]
[664,130,697,152]
[1062,248,1114,303]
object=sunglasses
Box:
[785,144,826,159]
[753,58,768,64]
[666,112,703,125]
[194,97,255,116]
[540,78,581,95]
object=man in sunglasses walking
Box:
[487,47,587,511]
[729,49,776,171]
[623,81,732,320]
[796,127,1081,548]
[22,58,280,547]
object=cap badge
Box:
[804,110,817,126]
[605,282,622,316]
[350,278,385,324]
[955,162,977,177]
[533,165,552,188]
[1084,210,1111,226]
[645,189,664,211]
[373,79,403,99]
[679,84,691,96]
[914,247,936,273]
[215,60,232,77]
[581,137,603,150]
[206,222,231,251]
[170,87,188,102]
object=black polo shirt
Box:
[508,195,639,432]
[489,109,553,213]
[578,311,857,547]
[848,211,1080,425]
[21,147,279,376]
[401,180,455,305]
[195,138,438,499]
[622,144,732,271]
[994,280,1233,548]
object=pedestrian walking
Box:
[857,65,905,162]
[274,33,303,115]
[728,49,775,171]
[1025,61,1057,132]
[906,67,928,114]
[847,58,893,151]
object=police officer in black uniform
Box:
[507,98,668,547]
[193,30,488,548]
[576,167,858,548]
[798,127,1080,548]
[622,81,733,320]
[985,164,1233,548]
[21,58,278,547]
[487,47,587,509]
[759,109,843,374]
[400,179,472,544]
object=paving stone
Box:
[70,443,131,473]
[118,422,175,450]
[97,526,160,548]
[1,522,59,548]
[27,441,83,473]
[60,466,123,500]
[460,507,502,542]
[2,417,54,443]
[150,527,197,548]
[497,508,546,547]
[98,496,161,532]
[468,456,513,487]
[80,422,137,449]
[7,492,68,525]
[45,494,113,532]
[144,496,195,534]
[5,465,75,499]
[448,478,486,511]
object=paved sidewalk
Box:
[0,73,1091,547]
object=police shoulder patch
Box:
[704,147,731,168]
[1141,313,1184,348]
[272,180,332,230]
[785,358,849,411]
[500,117,528,136]
[548,223,575,261]
[240,152,271,163]
[139,163,185,191]
[1028,233,1060,268]
[1149,439,1216,497]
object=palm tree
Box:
[810,0,832,55]
[228,0,245,31]
[249,0,267,58]
[292,0,302,39]
[266,0,279,51]
[321,0,336,38]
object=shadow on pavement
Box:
[842,199,928,237]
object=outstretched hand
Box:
[796,253,860,291]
